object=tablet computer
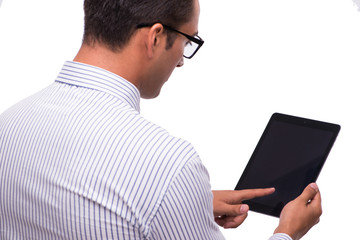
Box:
[235,113,340,217]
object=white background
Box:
[1,0,359,239]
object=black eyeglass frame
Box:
[137,23,204,59]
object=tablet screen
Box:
[235,113,340,217]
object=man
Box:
[0,0,321,239]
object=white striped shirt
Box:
[0,61,291,240]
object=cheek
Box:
[173,42,185,65]
[167,47,183,69]
[174,39,186,57]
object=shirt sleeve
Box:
[269,233,293,240]
[148,156,225,240]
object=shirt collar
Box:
[55,61,141,112]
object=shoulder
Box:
[136,115,201,177]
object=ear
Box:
[145,23,165,58]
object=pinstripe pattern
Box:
[0,61,224,239]
[0,61,291,240]
[269,234,292,240]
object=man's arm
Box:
[148,157,226,240]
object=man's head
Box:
[83,0,195,52]
[77,0,201,99]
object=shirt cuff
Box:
[269,233,293,240]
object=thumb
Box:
[299,183,319,204]
[214,204,249,217]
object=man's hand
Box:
[274,183,322,240]
[212,188,275,228]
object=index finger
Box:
[233,188,275,203]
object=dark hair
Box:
[83,0,194,51]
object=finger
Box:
[223,214,248,228]
[299,183,319,204]
[215,213,248,229]
[309,190,321,206]
[214,203,249,217]
[308,191,322,217]
[236,187,276,202]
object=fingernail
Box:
[310,183,319,192]
[240,205,248,214]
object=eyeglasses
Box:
[137,23,204,59]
